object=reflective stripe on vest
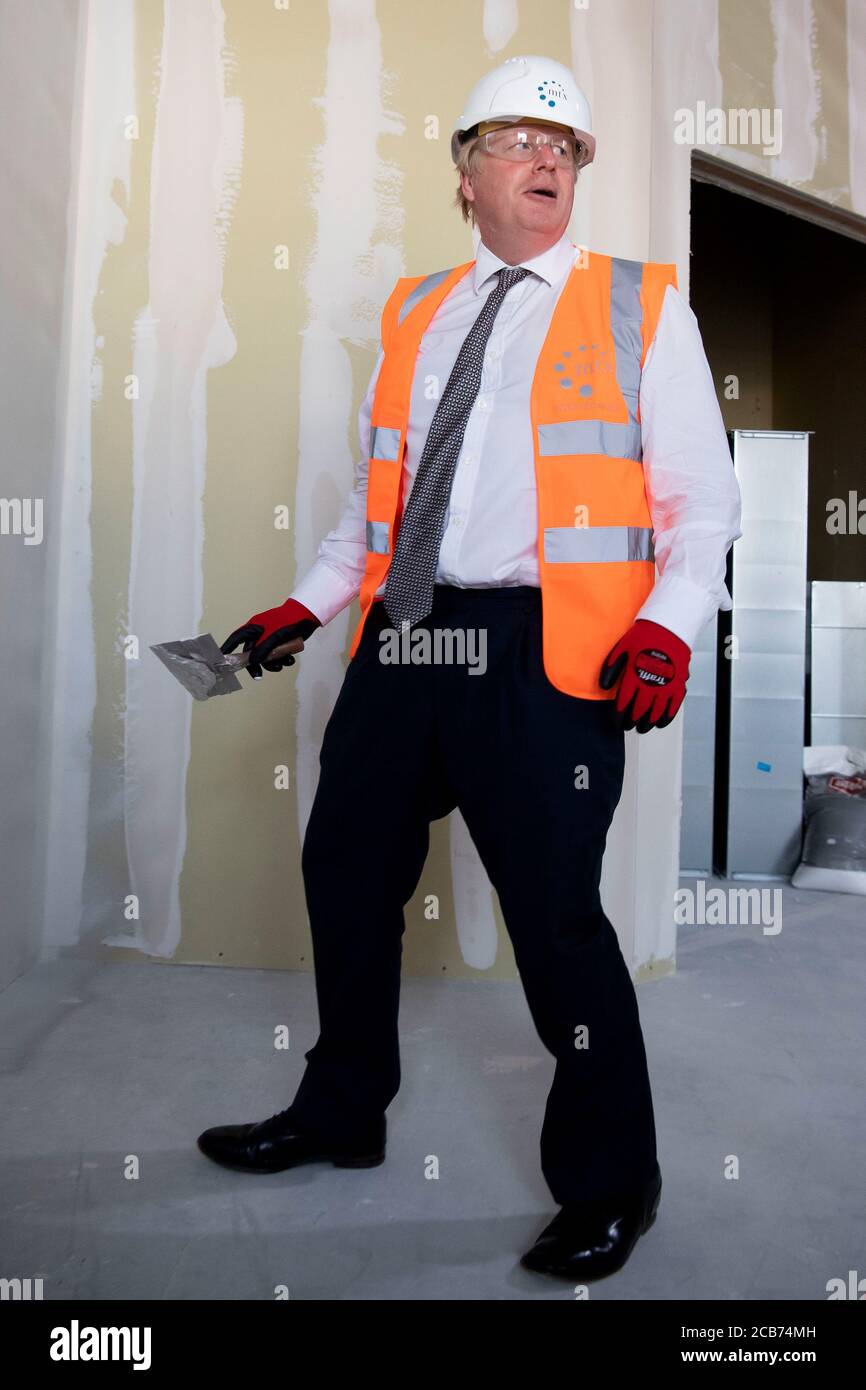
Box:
[610,255,643,435]
[396,269,454,328]
[543,525,654,564]
[369,425,402,462]
[366,519,390,554]
[351,250,678,698]
[537,418,640,461]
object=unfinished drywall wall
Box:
[28,0,865,989]
[0,0,85,992]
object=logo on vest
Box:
[552,343,615,396]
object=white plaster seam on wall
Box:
[483,0,518,53]
[295,0,500,968]
[568,0,593,253]
[113,0,239,956]
[297,0,397,856]
[770,0,820,188]
[847,0,866,214]
[295,0,400,851]
[42,0,136,949]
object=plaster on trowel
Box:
[150,633,305,701]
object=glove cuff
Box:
[280,597,321,632]
[631,619,691,664]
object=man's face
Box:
[459,121,576,242]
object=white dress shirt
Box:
[291,232,742,650]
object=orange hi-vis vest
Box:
[349,249,678,699]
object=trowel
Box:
[150,633,305,701]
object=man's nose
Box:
[533,144,556,170]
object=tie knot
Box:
[497,265,531,292]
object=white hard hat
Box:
[451,54,595,167]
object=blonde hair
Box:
[452,132,486,227]
[452,120,579,227]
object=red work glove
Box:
[599,620,691,733]
[221,598,321,681]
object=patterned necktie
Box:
[382,265,532,630]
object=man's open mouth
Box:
[526,187,557,199]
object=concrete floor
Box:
[1,877,863,1300]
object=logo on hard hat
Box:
[537,79,568,110]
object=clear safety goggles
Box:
[477,125,589,169]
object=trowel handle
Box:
[231,636,306,668]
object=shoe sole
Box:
[331,1151,386,1169]
[196,1139,385,1173]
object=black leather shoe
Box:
[197,1108,386,1173]
[520,1163,661,1281]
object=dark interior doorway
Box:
[689,157,866,585]
[681,157,866,877]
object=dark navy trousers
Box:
[289,584,658,1205]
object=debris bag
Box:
[791,745,866,896]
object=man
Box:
[198,53,742,1283]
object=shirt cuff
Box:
[635,573,731,650]
[289,562,361,628]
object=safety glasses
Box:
[478,126,590,169]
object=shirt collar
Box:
[472,231,577,294]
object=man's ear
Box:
[459,168,475,204]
